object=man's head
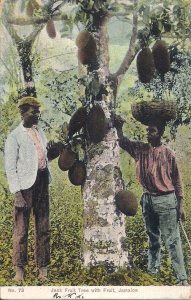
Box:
[18,97,41,127]
[146,124,165,146]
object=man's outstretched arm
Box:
[111,112,139,159]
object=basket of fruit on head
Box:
[131,100,177,126]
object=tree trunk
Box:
[2,0,39,97]
[17,40,36,97]
[82,14,129,270]
[82,123,129,269]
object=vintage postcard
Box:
[0,0,191,299]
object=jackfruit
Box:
[152,40,170,74]
[76,31,97,66]
[47,143,60,161]
[87,105,106,144]
[46,19,56,39]
[76,31,96,51]
[68,160,86,186]
[58,148,76,171]
[115,190,138,216]
[68,107,87,137]
[137,47,155,83]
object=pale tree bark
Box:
[83,127,128,269]
[82,1,138,269]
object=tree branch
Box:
[26,24,44,43]
[4,3,76,26]
[51,1,68,15]
[5,12,67,25]
[113,0,139,81]
[40,51,76,61]
[2,0,47,45]
[2,18,22,44]
[108,12,130,18]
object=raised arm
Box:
[111,112,139,159]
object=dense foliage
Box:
[0,0,191,287]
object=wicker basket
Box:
[131,101,177,126]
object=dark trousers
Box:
[13,169,50,268]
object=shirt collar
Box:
[20,122,38,132]
[150,144,164,152]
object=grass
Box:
[0,151,190,286]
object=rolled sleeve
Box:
[171,156,184,199]
[119,136,141,160]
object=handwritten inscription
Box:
[53,292,84,299]
[51,288,85,299]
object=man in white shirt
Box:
[5,96,57,282]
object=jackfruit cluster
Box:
[58,104,107,186]
[137,40,170,83]
[58,148,86,186]
[68,104,106,144]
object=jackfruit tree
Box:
[1,0,191,270]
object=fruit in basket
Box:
[131,101,177,126]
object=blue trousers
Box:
[141,192,187,281]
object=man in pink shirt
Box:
[5,96,59,282]
[112,114,188,286]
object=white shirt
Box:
[4,122,51,194]
[25,125,46,170]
